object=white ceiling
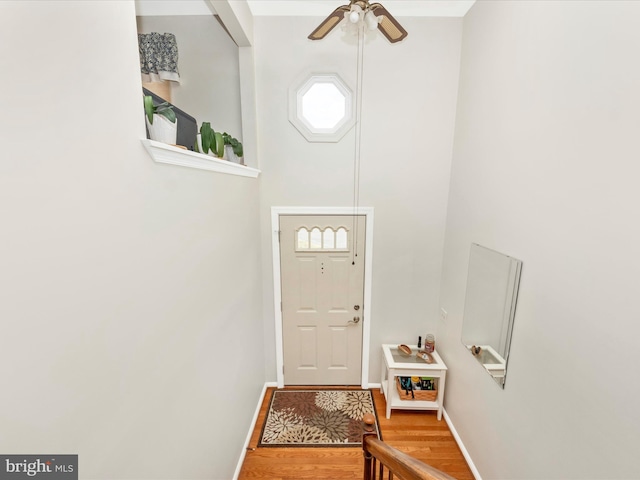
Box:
[247,1,475,17]
[134,1,213,16]
[135,0,475,17]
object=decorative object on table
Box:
[420,377,435,390]
[258,389,381,447]
[424,334,435,353]
[143,94,177,145]
[396,376,438,401]
[416,351,434,364]
[397,344,412,356]
[398,376,414,398]
[417,336,422,348]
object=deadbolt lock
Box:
[354,305,360,311]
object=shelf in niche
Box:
[141,139,260,178]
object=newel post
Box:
[362,413,377,480]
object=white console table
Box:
[380,344,448,420]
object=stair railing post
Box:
[362,413,377,480]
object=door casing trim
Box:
[271,206,374,388]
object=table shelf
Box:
[380,344,448,420]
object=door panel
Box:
[280,215,366,385]
[328,257,350,310]
[297,258,318,311]
[298,327,317,368]
[328,327,349,368]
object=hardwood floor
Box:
[238,387,474,480]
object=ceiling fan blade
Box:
[308,5,350,41]
[370,3,408,43]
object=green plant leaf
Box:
[159,108,176,124]
[217,131,243,157]
[214,132,224,158]
[200,122,213,154]
[144,97,176,124]
[144,95,154,124]
[155,103,175,123]
[234,143,243,157]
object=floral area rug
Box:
[258,389,381,447]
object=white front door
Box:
[279,215,366,385]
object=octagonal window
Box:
[289,73,355,143]
[301,82,347,129]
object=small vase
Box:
[225,144,244,164]
[146,114,177,145]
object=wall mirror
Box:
[461,243,522,388]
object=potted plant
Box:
[221,132,244,164]
[195,122,224,158]
[144,95,177,144]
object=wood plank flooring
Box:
[238,387,474,480]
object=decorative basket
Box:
[395,377,438,401]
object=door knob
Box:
[351,316,360,324]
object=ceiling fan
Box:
[308,0,408,43]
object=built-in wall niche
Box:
[135,1,243,154]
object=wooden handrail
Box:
[363,413,457,480]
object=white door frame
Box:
[271,206,374,388]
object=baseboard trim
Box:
[443,408,482,480]
[233,382,277,480]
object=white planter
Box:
[196,133,221,157]
[225,144,244,165]
[146,114,177,145]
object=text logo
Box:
[0,456,77,480]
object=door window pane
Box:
[323,229,335,249]
[336,228,348,249]
[297,228,309,249]
[310,228,322,249]
[296,226,349,251]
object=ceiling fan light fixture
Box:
[364,10,380,30]
[348,4,363,23]
[308,0,407,43]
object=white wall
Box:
[253,16,463,382]
[0,2,263,479]
[137,14,244,141]
[438,1,640,478]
